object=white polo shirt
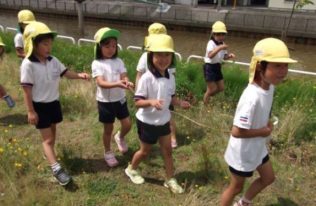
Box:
[136,52,176,75]
[91,58,127,102]
[204,39,227,64]
[14,33,24,48]
[20,56,67,103]
[135,69,175,126]
[224,83,274,172]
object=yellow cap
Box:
[0,36,5,46]
[249,38,297,83]
[93,27,120,59]
[146,34,174,53]
[144,23,167,48]
[18,10,36,24]
[23,21,57,58]
[212,21,227,33]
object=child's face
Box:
[213,33,226,42]
[263,62,288,85]
[152,52,172,72]
[100,38,117,59]
[34,38,53,60]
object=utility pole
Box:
[217,0,222,11]
[75,0,86,36]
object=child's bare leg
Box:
[243,161,275,201]
[159,134,174,179]
[220,173,246,206]
[203,82,218,105]
[216,80,225,93]
[131,142,152,169]
[103,123,114,152]
[40,124,57,165]
[170,117,177,146]
[119,117,131,139]
[0,84,6,97]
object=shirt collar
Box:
[28,54,53,62]
[150,68,170,79]
[211,37,223,45]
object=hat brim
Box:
[263,57,297,63]
[99,29,120,43]
[147,48,174,53]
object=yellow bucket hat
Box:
[18,10,36,24]
[249,38,297,83]
[23,21,57,58]
[93,27,120,59]
[0,36,5,46]
[146,34,174,53]
[144,23,167,48]
[212,21,227,33]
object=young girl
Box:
[15,9,36,58]
[92,27,133,167]
[203,21,235,105]
[20,21,90,185]
[0,36,15,108]
[136,22,178,149]
[125,34,190,194]
[221,38,297,206]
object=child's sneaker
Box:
[164,178,184,194]
[125,164,144,184]
[233,199,252,206]
[53,168,72,186]
[114,131,128,153]
[104,151,119,167]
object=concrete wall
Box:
[268,0,316,10]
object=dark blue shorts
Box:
[33,100,63,129]
[229,155,270,177]
[203,63,223,82]
[98,99,130,123]
[136,119,170,144]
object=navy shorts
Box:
[229,155,270,177]
[203,63,223,82]
[169,104,174,111]
[33,100,63,129]
[136,119,170,144]
[98,99,130,123]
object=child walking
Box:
[20,21,90,185]
[0,36,15,108]
[220,38,297,206]
[203,21,235,105]
[92,27,133,167]
[15,9,36,58]
[125,34,190,194]
[135,22,178,148]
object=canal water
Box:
[1,10,315,72]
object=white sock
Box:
[51,162,61,173]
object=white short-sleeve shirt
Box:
[224,83,275,172]
[20,56,67,103]
[14,33,24,48]
[136,52,176,75]
[135,69,175,126]
[204,39,227,64]
[91,58,127,102]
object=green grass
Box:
[0,31,316,205]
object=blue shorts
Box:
[203,63,223,82]
[33,100,63,129]
[229,155,270,177]
[97,99,130,123]
[136,119,170,144]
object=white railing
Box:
[126,45,142,51]
[186,54,204,63]
[77,38,95,46]
[0,25,4,32]
[5,27,17,33]
[57,35,76,44]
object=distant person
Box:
[0,36,15,108]
[135,22,178,149]
[20,22,90,186]
[92,27,134,167]
[220,38,297,206]
[15,9,36,58]
[203,21,235,105]
[125,34,190,194]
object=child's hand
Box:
[220,43,228,50]
[117,80,129,89]
[227,53,235,59]
[78,73,90,80]
[28,111,38,125]
[150,99,164,110]
[180,100,191,109]
[262,122,273,137]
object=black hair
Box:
[95,37,118,60]
[254,61,268,81]
[33,33,55,46]
[147,52,176,72]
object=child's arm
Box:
[95,76,128,89]
[171,96,191,109]
[231,122,273,138]
[135,99,164,110]
[207,43,228,59]
[224,53,235,60]
[121,72,134,90]
[22,86,38,125]
[63,70,90,80]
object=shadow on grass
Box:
[176,128,207,147]
[0,114,27,125]
[267,197,299,206]
[176,169,225,187]
[64,181,79,192]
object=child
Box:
[203,21,235,105]
[15,9,36,58]
[125,34,190,194]
[20,21,90,185]
[136,22,178,149]
[220,38,297,206]
[0,36,15,108]
[92,27,133,167]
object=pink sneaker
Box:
[114,131,128,153]
[104,151,119,167]
[171,139,178,148]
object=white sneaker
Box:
[125,164,144,184]
[114,131,128,153]
[164,178,184,194]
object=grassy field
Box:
[0,32,315,206]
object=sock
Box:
[51,162,61,173]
